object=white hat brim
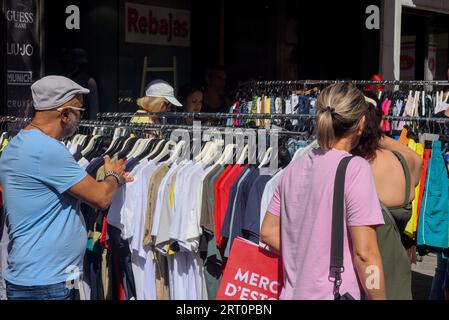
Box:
[165,96,183,107]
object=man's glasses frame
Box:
[57,106,86,117]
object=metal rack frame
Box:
[95,112,449,124]
[2,115,449,136]
[244,80,449,87]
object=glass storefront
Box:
[401,8,449,81]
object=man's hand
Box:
[69,156,133,210]
[103,155,133,184]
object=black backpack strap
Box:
[330,155,355,300]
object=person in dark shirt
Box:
[178,83,204,125]
[202,66,230,113]
[60,48,99,120]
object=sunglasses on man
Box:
[57,106,86,117]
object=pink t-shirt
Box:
[268,148,384,300]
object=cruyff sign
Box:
[125,2,190,47]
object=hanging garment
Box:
[405,93,415,116]
[107,224,137,300]
[199,230,223,300]
[417,149,431,226]
[404,142,424,239]
[143,164,170,246]
[256,97,262,126]
[242,174,272,243]
[200,165,225,233]
[153,162,184,254]
[275,97,283,114]
[259,169,284,240]
[171,161,206,251]
[381,99,392,132]
[167,251,205,300]
[213,164,246,248]
[130,161,158,300]
[403,140,417,239]
[417,140,449,249]
[222,165,261,257]
[398,128,409,146]
[393,99,405,131]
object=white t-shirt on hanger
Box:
[155,161,188,253]
[108,159,148,239]
[151,163,179,238]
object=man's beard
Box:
[63,116,80,139]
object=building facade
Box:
[1,0,448,116]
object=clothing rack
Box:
[243,80,449,87]
[96,112,316,121]
[2,116,449,140]
[76,120,311,138]
[94,112,449,124]
[3,115,449,126]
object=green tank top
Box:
[376,151,413,300]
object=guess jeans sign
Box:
[125,2,190,47]
[3,0,41,116]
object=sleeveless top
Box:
[376,151,413,300]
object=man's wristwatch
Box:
[105,171,122,186]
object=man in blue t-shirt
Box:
[0,76,132,300]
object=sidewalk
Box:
[411,253,437,300]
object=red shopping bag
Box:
[216,237,283,300]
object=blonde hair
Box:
[136,96,168,112]
[315,83,368,150]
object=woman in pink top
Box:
[261,83,386,300]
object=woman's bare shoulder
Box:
[371,149,402,173]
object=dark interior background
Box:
[402,8,449,81]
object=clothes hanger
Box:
[85,136,109,161]
[128,131,155,159]
[258,147,273,168]
[104,135,124,156]
[124,138,143,159]
[81,135,101,157]
[116,137,138,160]
[195,141,213,163]
[217,144,236,165]
[165,140,186,165]
[74,134,86,147]
[107,136,129,157]
[202,141,221,165]
[133,138,155,159]
[71,134,80,146]
[103,126,125,155]
[136,137,160,160]
[92,135,114,159]
[80,135,91,149]
[153,140,177,163]
[147,139,167,160]
[191,137,202,160]
[236,144,249,165]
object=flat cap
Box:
[31,75,89,111]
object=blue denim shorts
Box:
[6,281,75,300]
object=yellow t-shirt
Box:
[130,109,156,124]
[404,141,424,239]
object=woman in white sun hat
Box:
[131,80,183,124]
